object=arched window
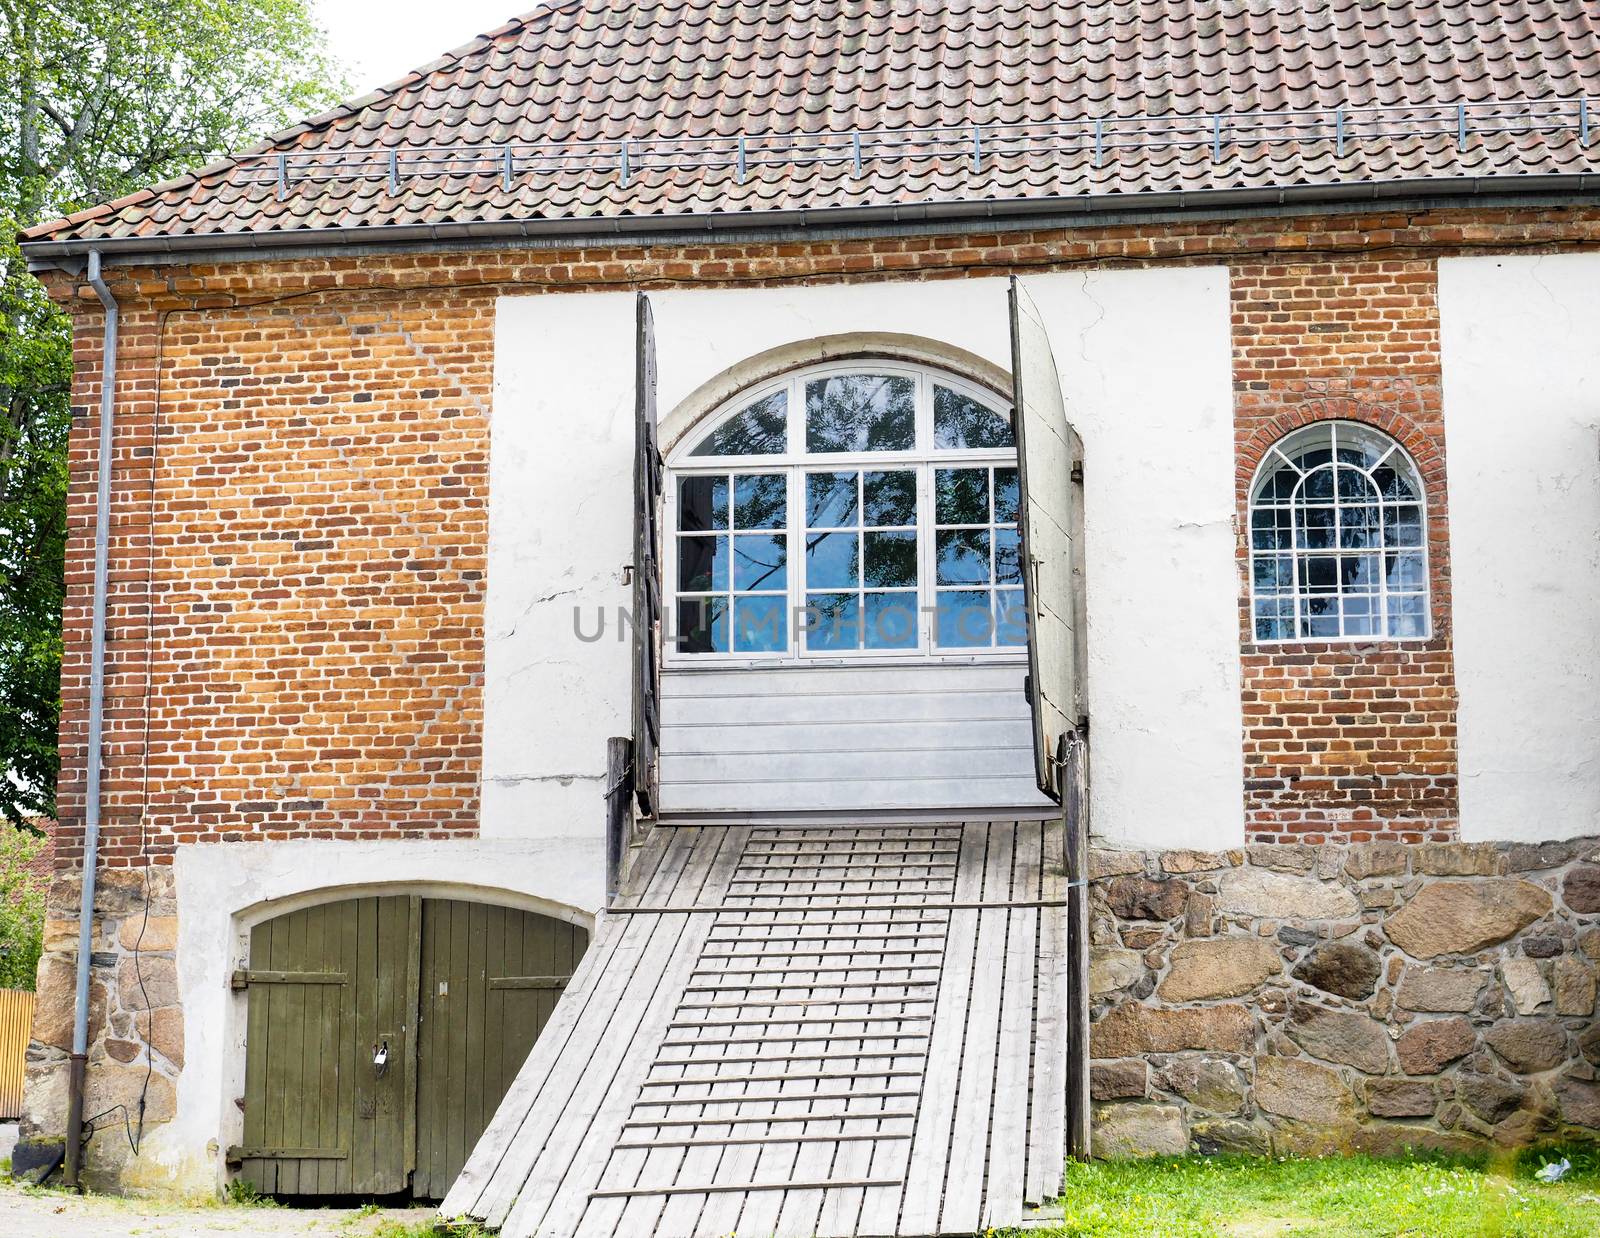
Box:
[1249,421,1429,642]
[668,361,1025,659]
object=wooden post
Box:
[605,737,634,903]
[1061,729,1092,1160]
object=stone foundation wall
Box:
[22,866,181,1189]
[1090,838,1600,1157]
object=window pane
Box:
[1252,555,1291,591]
[676,596,728,653]
[692,390,787,456]
[806,472,859,528]
[1343,555,1380,589]
[936,468,989,524]
[937,529,991,585]
[1373,465,1417,501]
[864,593,918,649]
[936,589,993,648]
[807,531,859,589]
[805,592,861,650]
[733,596,787,652]
[933,385,1013,449]
[1385,505,1423,547]
[865,530,917,587]
[805,375,915,453]
[733,473,786,529]
[1297,506,1336,549]
[1303,466,1336,501]
[1255,615,1290,640]
[1304,597,1340,638]
[1339,504,1380,549]
[994,468,1020,523]
[678,475,728,531]
[1343,594,1377,636]
[1389,594,1428,637]
[1253,597,1288,642]
[1300,556,1339,593]
[1263,469,1298,503]
[1337,464,1378,500]
[1251,508,1289,551]
[1336,427,1388,469]
[1385,551,1425,590]
[733,533,787,591]
[995,529,1023,585]
[994,589,1027,646]
[678,535,727,592]
[863,470,917,526]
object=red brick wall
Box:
[43,206,1600,867]
[54,285,493,866]
[1232,260,1457,844]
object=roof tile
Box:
[22,0,1600,246]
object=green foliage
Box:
[0,823,47,987]
[0,0,348,222]
[223,1176,279,1207]
[368,1217,488,1238]
[1007,1148,1600,1238]
[0,228,68,827]
[0,1,345,825]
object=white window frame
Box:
[664,359,1026,668]
[1247,420,1432,646]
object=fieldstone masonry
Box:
[21,867,180,1188]
[1090,838,1600,1157]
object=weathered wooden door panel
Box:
[238,896,585,1200]
[633,291,664,817]
[412,900,590,1200]
[236,896,416,1196]
[1009,276,1086,800]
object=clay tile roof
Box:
[22,0,1600,249]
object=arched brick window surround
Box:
[1236,398,1450,649]
[1246,419,1431,642]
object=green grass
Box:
[366,1220,487,1238]
[1007,1146,1600,1238]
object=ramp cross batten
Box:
[255,97,1597,198]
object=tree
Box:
[0,1,346,825]
[0,822,47,987]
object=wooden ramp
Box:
[442,821,1069,1238]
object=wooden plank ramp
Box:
[442,821,1069,1238]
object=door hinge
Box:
[231,968,348,990]
[1071,460,1084,484]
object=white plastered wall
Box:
[133,838,601,1194]
[1439,253,1600,842]
[488,271,1243,850]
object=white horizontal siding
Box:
[658,662,1052,814]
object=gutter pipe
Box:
[64,248,118,1188]
[16,171,1600,272]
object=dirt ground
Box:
[0,1181,438,1238]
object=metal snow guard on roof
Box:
[242,97,1593,198]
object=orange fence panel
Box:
[0,988,36,1119]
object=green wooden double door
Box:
[233,895,589,1199]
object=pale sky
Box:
[315,1,549,96]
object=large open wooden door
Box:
[632,292,663,818]
[234,896,588,1200]
[1009,276,1086,800]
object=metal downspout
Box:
[65,248,117,1188]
